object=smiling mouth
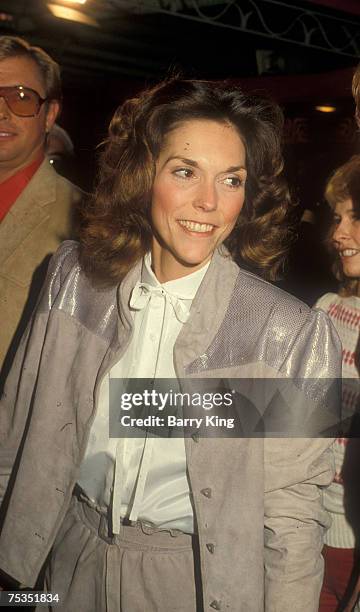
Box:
[178,219,215,233]
[340,249,360,257]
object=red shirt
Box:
[0,156,44,223]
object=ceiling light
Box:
[59,0,87,4]
[47,3,98,26]
[315,105,336,113]
[0,12,13,22]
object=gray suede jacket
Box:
[0,241,341,611]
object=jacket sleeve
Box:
[264,438,334,611]
[0,240,79,504]
[264,308,341,612]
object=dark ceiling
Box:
[0,0,358,208]
[0,0,359,89]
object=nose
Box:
[332,218,350,245]
[193,179,218,212]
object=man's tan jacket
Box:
[0,158,81,384]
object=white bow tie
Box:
[129,282,190,323]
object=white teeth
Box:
[341,249,359,257]
[178,220,214,233]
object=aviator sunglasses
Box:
[0,85,47,117]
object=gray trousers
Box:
[41,494,201,612]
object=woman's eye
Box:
[223,176,244,188]
[173,168,194,179]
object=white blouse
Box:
[78,254,209,534]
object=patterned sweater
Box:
[315,293,360,548]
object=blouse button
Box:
[200,487,212,498]
[210,600,221,610]
[206,543,215,554]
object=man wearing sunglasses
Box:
[0,36,81,391]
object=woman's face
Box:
[332,198,360,278]
[151,119,247,282]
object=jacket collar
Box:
[116,248,240,375]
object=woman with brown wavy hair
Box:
[79,79,291,283]
[0,78,341,612]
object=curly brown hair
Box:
[325,155,360,296]
[78,78,294,284]
[353,64,360,128]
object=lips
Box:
[178,219,216,233]
[0,126,17,138]
[339,249,360,257]
[0,123,17,135]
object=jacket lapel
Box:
[0,159,56,267]
[174,248,240,375]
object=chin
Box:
[343,268,360,279]
[177,252,212,267]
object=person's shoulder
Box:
[31,240,80,314]
[28,159,84,205]
[54,169,84,202]
[41,241,118,337]
[314,292,339,311]
[237,267,312,323]
[47,239,80,280]
[236,269,341,378]
[234,269,341,357]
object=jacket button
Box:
[210,600,221,610]
[201,487,212,498]
[191,432,200,443]
[206,543,215,553]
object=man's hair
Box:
[78,78,294,285]
[353,64,360,128]
[0,35,61,100]
[325,155,360,296]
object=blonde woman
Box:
[316,156,360,612]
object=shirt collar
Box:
[141,252,210,300]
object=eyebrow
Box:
[164,156,247,173]
[334,208,354,215]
